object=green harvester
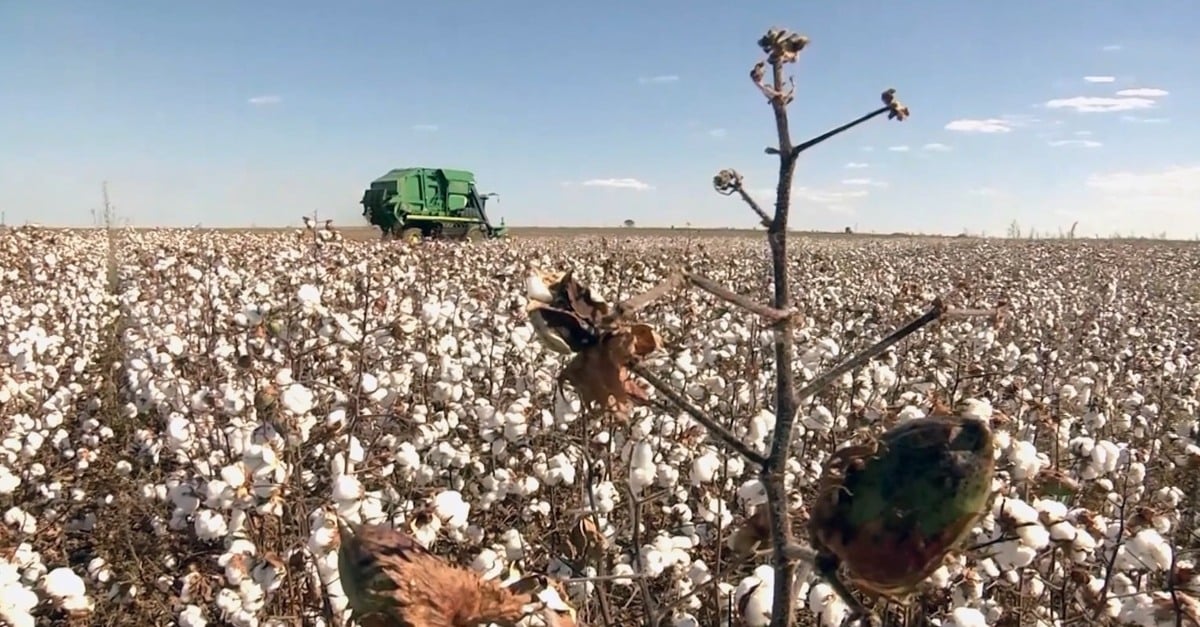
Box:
[360,167,508,243]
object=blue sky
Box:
[2,1,1197,237]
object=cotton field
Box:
[2,225,1200,627]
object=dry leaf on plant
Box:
[336,519,578,627]
[524,268,663,419]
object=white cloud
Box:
[707,128,727,138]
[638,75,679,84]
[1075,130,1093,136]
[1048,139,1102,148]
[1115,87,1169,98]
[796,187,869,203]
[861,146,875,152]
[841,178,887,188]
[1122,115,1169,124]
[753,185,871,208]
[945,118,1013,133]
[411,124,439,132]
[888,145,910,152]
[923,142,952,152]
[844,162,869,169]
[1083,76,1115,83]
[247,95,281,106]
[1086,164,1200,196]
[1043,96,1156,113]
[968,187,1005,197]
[580,178,653,191]
[1071,165,1200,231]
[1102,44,1123,51]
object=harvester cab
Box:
[360,167,508,243]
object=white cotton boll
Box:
[281,384,315,415]
[737,480,768,508]
[746,410,774,449]
[808,581,850,627]
[803,405,835,432]
[959,398,992,421]
[165,415,192,448]
[331,475,363,502]
[194,510,228,541]
[994,541,1038,569]
[545,453,576,486]
[1117,529,1172,571]
[688,561,712,586]
[471,548,505,580]
[628,441,656,494]
[0,466,21,495]
[359,373,379,395]
[945,607,988,627]
[690,450,721,486]
[734,565,774,627]
[178,603,208,627]
[896,405,925,423]
[42,566,86,602]
[296,284,322,310]
[1009,440,1044,480]
[699,495,733,528]
[4,507,37,535]
[872,364,897,389]
[434,490,471,529]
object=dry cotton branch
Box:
[551,25,1006,627]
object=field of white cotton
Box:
[1,225,1199,627]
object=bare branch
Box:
[685,273,791,323]
[790,90,909,158]
[792,299,974,404]
[628,363,768,466]
[713,169,772,227]
[614,268,790,324]
[613,273,685,318]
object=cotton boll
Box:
[42,566,89,611]
[433,490,471,529]
[945,607,988,627]
[690,450,721,486]
[1008,440,1044,480]
[194,509,229,541]
[734,565,775,627]
[807,581,850,627]
[331,475,363,503]
[1116,529,1172,572]
[737,480,768,508]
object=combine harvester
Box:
[360,167,508,243]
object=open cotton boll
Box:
[433,490,471,529]
[945,607,988,627]
[42,566,90,612]
[733,565,775,627]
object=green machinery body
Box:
[360,167,507,242]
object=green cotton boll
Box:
[810,414,997,601]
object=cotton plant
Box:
[0,204,1196,627]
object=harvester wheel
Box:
[465,226,484,242]
[399,227,423,245]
